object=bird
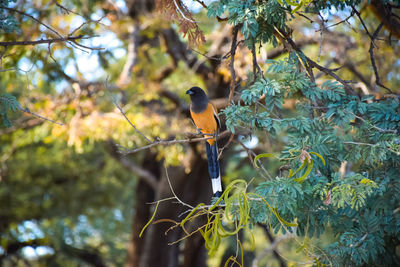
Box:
[186,86,223,198]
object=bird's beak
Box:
[186,90,194,95]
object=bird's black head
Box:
[186,86,209,112]
[186,86,206,97]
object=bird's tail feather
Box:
[206,141,222,197]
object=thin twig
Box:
[343,141,377,147]
[351,233,368,248]
[251,40,267,83]
[69,15,105,36]
[20,107,64,126]
[218,133,235,160]
[190,48,230,61]
[236,139,272,180]
[317,12,327,62]
[0,6,63,38]
[252,233,294,267]
[164,165,194,210]
[106,78,152,144]
[316,11,355,32]
[70,39,103,51]
[0,95,64,126]
[297,12,314,23]
[352,113,397,134]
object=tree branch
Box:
[108,80,152,143]
[0,5,63,38]
[108,140,159,190]
[369,21,393,93]
[0,35,101,50]
[228,25,240,102]
[119,130,231,155]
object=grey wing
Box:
[212,104,221,130]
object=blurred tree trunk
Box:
[125,152,158,267]
[125,147,212,267]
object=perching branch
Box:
[119,130,231,155]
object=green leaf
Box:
[253,153,276,168]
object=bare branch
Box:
[218,133,234,160]
[119,130,231,155]
[109,89,152,144]
[228,25,240,102]
[69,15,106,36]
[0,35,101,50]
[164,165,194,210]
[235,139,272,180]
[108,141,159,190]
[343,141,378,147]
[252,232,294,267]
[278,31,352,91]
[316,10,355,32]
[0,6,63,38]
[351,6,373,39]
[251,40,267,83]
[352,6,393,93]
[352,113,397,134]
[21,107,64,126]
[369,22,393,93]
[0,96,64,126]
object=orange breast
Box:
[190,103,218,145]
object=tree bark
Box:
[125,152,158,267]
[137,147,211,267]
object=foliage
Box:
[202,1,400,264]
[0,0,19,33]
[0,93,21,127]
[222,55,400,265]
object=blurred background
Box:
[1,0,399,266]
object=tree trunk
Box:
[125,146,212,267]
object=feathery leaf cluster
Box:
[222,54,400,265]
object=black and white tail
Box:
[205,141,222,198]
